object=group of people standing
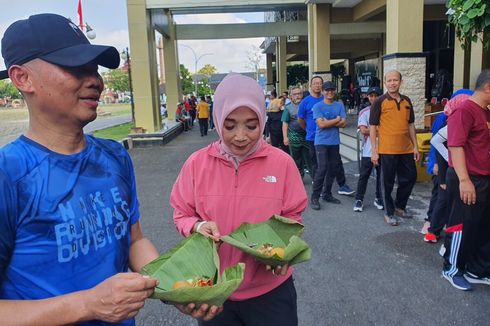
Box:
[422,72,490,291]
[176,95,214,136]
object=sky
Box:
[0,0,266,73]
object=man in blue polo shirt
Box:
[309,81,347,210]
[298,76,354,195]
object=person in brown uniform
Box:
[369,70,420,226]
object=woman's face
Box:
[222,106,261,156]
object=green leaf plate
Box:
[221,215,311,267]
[141,233,244,306]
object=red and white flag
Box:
[77,0,84,30]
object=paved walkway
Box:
[131,126,489,326]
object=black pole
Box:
[126,47,135,124]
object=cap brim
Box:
[40,43,120,69]
[0,70,8,80]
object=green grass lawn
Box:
[92,122,133,141]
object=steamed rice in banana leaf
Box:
[141,233,244,306]
[221,215,311,266]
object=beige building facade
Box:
[126,0,488,132]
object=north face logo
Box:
[262,176,277,183]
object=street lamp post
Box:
[179,44,213,96]
[121,47,135,123]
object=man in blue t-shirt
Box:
[298,76,354,195]
[309,82,347,210]
[0,14,219,325]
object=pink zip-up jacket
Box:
[170,141,307,300]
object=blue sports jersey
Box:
[312,101,346,146]
[0,135,140,326]
[297,95,323,141]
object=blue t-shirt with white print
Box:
[0,135,139,326]
[312,101,346,146]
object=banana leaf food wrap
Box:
[221,215,311,267]
[141,233,244,306]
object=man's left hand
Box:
[413,149,420,162]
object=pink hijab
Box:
[212,73,266,164]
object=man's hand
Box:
[459,179,476,205]
[175,303,223,321]
[194,221,221,242]
[84,273,158,323]
[265,263,289,276]
[371,151,379,166]
[413,149,420,162]
[283,137,289,146]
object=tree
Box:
[180,64,194,95]
[0,80,22,99]
[245,45,263,80]
[287,64,309,87]
[197,78,212,96]
[198,64,217,77]
[103,69,129,92]
[446,0,490,49]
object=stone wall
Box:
[383,54,427,129]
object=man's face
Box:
[290,88,303,104]
[367,93,379,105]
[310,78,323,95]
[322,89,336,101]
[384,71,401,94]
[222,106,261,156]
[24,59,104,127]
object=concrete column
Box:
[384,0,426,129]
[162,11,181,122]
[307,3,330,78]
[277,36,287,93]
[127,0,161,132]
[469,39,484,90]
[386,0,423,53]
[266,53,273,89]
[453,37,469,90]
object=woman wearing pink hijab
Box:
[170,73,307,325]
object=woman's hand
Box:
[265,263,289,276]
[194,221,221,242]
[175,303,223,321]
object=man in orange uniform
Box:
[369,70,420,226]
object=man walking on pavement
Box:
[369,70,419,226]
[309,81,347,210]
[353,86,384,212]
[282,86,312,178]
[298,76,355,195]
[441,70,490,291]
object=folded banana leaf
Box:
[221,215,311,266]
[141,233,244,306]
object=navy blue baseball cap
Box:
[322,81,336,90]
[367,86,382,95]
[0,13,120,80]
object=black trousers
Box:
[426,175,439,221]
[270,131,289,153]
[289,141,312,178]
[198,277,298,326]
[355,157,381,201]
[428,185,448,236]
[199,118,209,136]
[189,110,196,126]
[443,168,490,277]
[379,153,417,217]
[307,140,346,187]
[312,145,341,199]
